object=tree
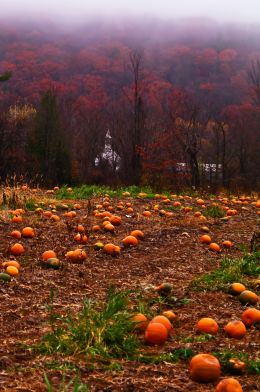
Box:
[121,50,146,185]
[0,71,12,82]
[28,89,71,186]
[248,59,260,106]
[168,90,206,188]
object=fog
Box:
[2,0,260,24]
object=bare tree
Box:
[170,101,206,188]
[248,58,260,106]
[122,50,145,185]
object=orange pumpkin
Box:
[3,260,21,270]
[189,353,221,383]
[12,215,23,223]
[122,235,139,247]
[10,243,25,256]
[222,240,233,248]
[215,377,243,392]
[132,313,149,332]
[6,265,19,276]
[209,243,221,252]
[150,315,173,333]
[144,322,168,345]
[200,235,212,244]
[110,215,122,226]
[104,223,115,232]
[76,224,85,233]
[143,210,151,217]
[42,250,57,261]
[162,310,177,321]
[239,290,259,306]
[229,283,246,296]
[103,243,120,256]
[196,317,219,334]
[21,227,35,238]
[10,230,22,239]
[224,320,246,339]
[241,308,260,327]
[130,230,144,240]
[65,248,87,263]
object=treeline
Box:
[0,18,259,190]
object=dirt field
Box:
[0,192,259,391]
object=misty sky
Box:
[2,0,260,23]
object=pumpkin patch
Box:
[0,188,259,390]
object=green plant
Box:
[44,373,88,392]
[24,198,37,210]
[192,252,260,291]
[36,289,139,360]
[56,184,166,200]
[204,206,225,218]
[213,350,260,375]
[138,348,195,364]
[182,334,215,343]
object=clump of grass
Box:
[138,348,195,364]
[213,350,260,375]
[182,334,215,343]
[36,289,139,360]
[204,205,225,218]
[44,373,88,392]
[192,252,260,291]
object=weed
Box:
[213,350,260,375]
[104,361,123,372]
[45,361,79,371]
[181,334,215,343]
[192,252,260,291]
[24,198,37,210]
[204,206,225,218]
[138,348,195,364]
[36,289,139,360]
[44,373,88,392]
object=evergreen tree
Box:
[0,71,12,82]
[28,89,71,186]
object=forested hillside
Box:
[0,17,260,189]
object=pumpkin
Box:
[228,283,246,296]
[215,377,243,392]
[10,243,25,256]
[122,235,139,247]
[224,320,246,339]
[21,227,35,238]
[150,315,173,333]
[222,240,233,248]
[42,250,57,261]
[10,230,22,239]
[209,243,221,252]
[200,235,212,244]
[144,322,168,345]
[196,317,219,334]
[103,243,120,256]
[189,353,221,383]
[132,313,148,332]
[239,290,259,306]
[2,260,21,270]
[130,230,144,240]
[6,265,19,276]
[241,307,260,327]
